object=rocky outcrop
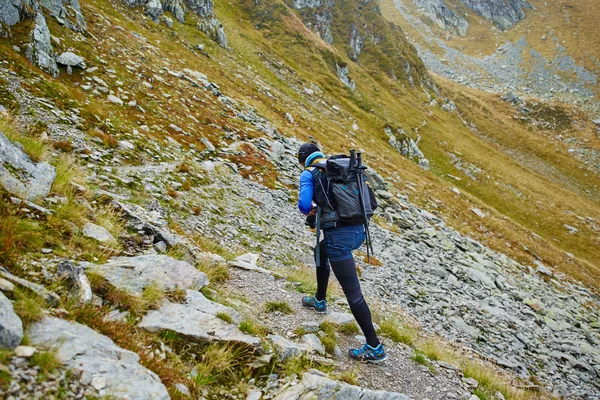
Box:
[25,13,59,77]
[28,317,169,400]
[81,255,209,295]
[0,0,39,26]
[39,0,86,30]
[197,17,228,49]
[121,0,228,48]
[336,63,356,91]
[139,289,261,347]
[414,0,468,36]
[459,0,532,30]
[275,369,411,399]
[0,130,56,201]
[348,23,363,61]
[0,292,23,349]
[384,126,430,170]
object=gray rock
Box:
[336,63,356,91]
[82,255,208,295]
[56,51,86,68]
[0,267,60,306]
[302,333,325,355]
[0,104,6,113]
[57,260,92,303]
[28,317,169,399]
[145,0,163,20]
[82,222,116,243]
[107,95,123,105]
[103,309,130,323]
[274,369,410,399]
[25,13,59,77]
[0,0,39,26]
[139,290,260,347]
[0,291,23,349]
[39,0,86,30]
[414,0,469,36]
[229,253,271,274]
[449,316,479,338]
[324,312,356,326]
[0,277,15,292]
[459,0,532,30]
[0,130,56,202]
[267,334,309,361]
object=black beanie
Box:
[297,143,320,164]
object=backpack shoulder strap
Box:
[306,159,327,171]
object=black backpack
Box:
[307,150,377,264]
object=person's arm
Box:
[298,170,314,215]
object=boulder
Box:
[0,130,56,202]
[274,369,410,399]
[139,290,260,347]
[0,292,23,349]
[28,317,169,399]
[56,51,85,67]
[82,255,208,295]
[82,222,116,243]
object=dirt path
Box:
[223,268,472,399]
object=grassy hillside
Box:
[0,0,599,292]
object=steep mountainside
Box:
[0,0,599,399]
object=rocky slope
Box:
[0,0,599,399]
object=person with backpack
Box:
[296,142,387,363]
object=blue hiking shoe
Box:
[348,343,387,363]
[301,295,327,314]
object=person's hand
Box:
[308,208,317,216]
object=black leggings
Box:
[314,241,380,347]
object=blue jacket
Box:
[298,152,325,215]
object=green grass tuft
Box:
[265,300,293,314]
[216,312,233,324]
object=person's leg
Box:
[330,257,380,347]
[315,240,330,301]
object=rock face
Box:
[384,126,430,170]
[39,0,86,30]
[139,290,261,347]
[0,130,56,202]
[459,0,531,30]
[25,13,59,77]
[83,255,208,295]
[0,292,23,349]
[274,369,411,399]
[414,0,468,36]
[121,0,228,48]
[28,317,169,400]
[0,0,39,26]
[336,63,356,91]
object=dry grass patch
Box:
[13,288,47,325]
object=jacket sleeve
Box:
[298,170,314,215]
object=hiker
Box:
[296,143,386,363]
